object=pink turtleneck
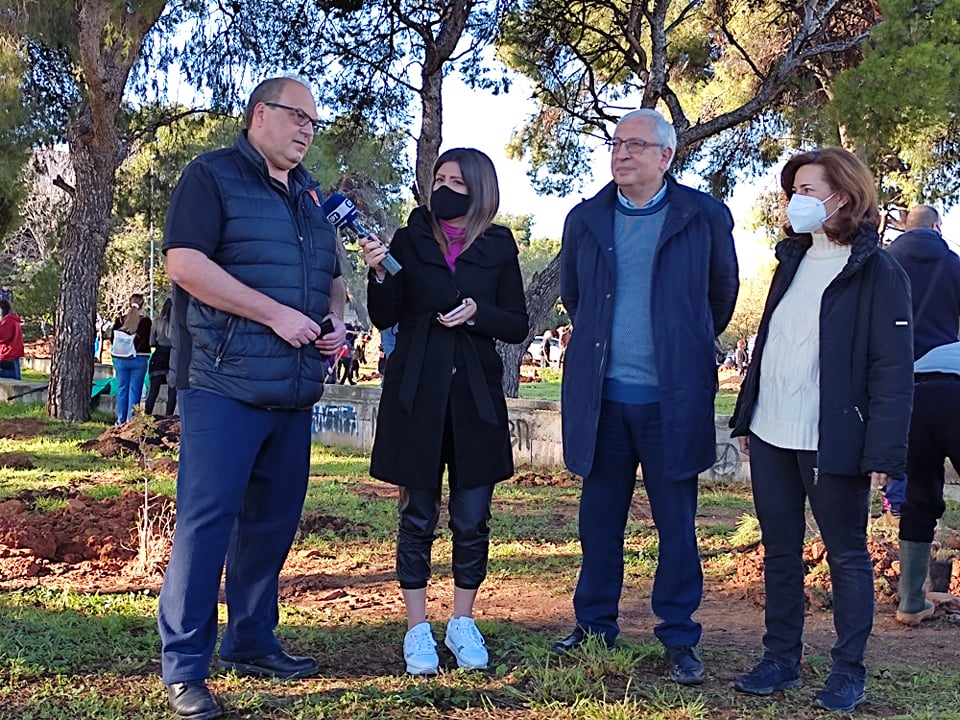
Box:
[440,220,467,272]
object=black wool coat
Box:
[367,206,529,488]
[730,224,914,478]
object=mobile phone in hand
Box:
[319,318,335,336]
[438,301,466,321]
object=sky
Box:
[437,75,960,278]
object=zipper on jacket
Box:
[854,405,864,423]
[214,316,238,370]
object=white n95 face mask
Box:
[786,192,837,233]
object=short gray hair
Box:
[244,75,314,128]
[615,109,677,166]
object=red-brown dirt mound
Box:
[735,535,960,609]
[80,416,180,474]
[0,417,47,439]
[0,452,33,469]
[0,490,175,582]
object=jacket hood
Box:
[1,312,21,324]
[888,228,951,262]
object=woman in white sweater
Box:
[729,148,914,713]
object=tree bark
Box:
[501,252,561,398]
[47,0,164,420]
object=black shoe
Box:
[167,681,222,720]
[666,645,706,685]
[734,658,802,696]
[813,672,866,713]
[550,627,614,655]
[217,650,319,679]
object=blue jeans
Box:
[112,355,148,423]
[157,388,312,684]
[0,357,21,380]
[573,400,703,648]
[748,434,873,680]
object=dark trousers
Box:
[395,407,495,590]
[144,378,178,415]
[157,388,311,684]
[573,400,702,648]
[900,379,960,543]
[396,482,495,590]
[748,435,873,680]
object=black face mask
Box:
[430,184,472,221]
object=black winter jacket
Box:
[886,228,960,359]
[367,207,529,488]
[730,225,914,478]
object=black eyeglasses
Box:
[264,102,322,134]
[607,137,663,154]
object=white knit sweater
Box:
[750,233,851,450]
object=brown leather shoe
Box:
[167,680,222,720]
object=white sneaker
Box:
[403,622,439,675]
[444,616,488,670]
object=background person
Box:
[730,147,913,713]
[886,204,960,625]
[0,299,24,380]
[111,293,152,424]
[157,76,346,720]
[144,298,177,416]
[359,148,528,676]
[553,108,739,687]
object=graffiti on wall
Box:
[508,418,532,454]
[312,404,359,436]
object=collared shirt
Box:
[617,181,668,210]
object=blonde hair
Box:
[429,148,500,252]
[121,294,145,334]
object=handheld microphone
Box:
[322,193,402,276]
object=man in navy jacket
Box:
[887,205,960,626]
[551,108,739,685]
[158,76,347,720]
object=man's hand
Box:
[737,435,750,455]
[314,314,346,355]
[268,306,322,348]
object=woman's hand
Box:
[869,471,890,489]
[358,235,388,280]
[437,297,477,327]
[737,435,750,456]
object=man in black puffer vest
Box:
[157,76,347,720]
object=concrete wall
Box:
[4,374,958,494]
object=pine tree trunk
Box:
[48,109,117,421]
[501,252,561,398]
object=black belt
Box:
[915,371,960,383]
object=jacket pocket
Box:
[213,316,239,371]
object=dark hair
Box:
[244,77,302,128]
[780,147,879,245]
[154,298,173,339]
[430,148,500,250]
[0,299,9,316]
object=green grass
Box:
[3,404,960,719]
[18,368,48,383]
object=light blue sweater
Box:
[603,188,668,404]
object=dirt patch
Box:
[0,452,33,469]
[80,416,180,473]
[511,470,580,488]
[297,512,372,539]
[0,417,47,440]
[734,535,960,609]
[0,490,175,583]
